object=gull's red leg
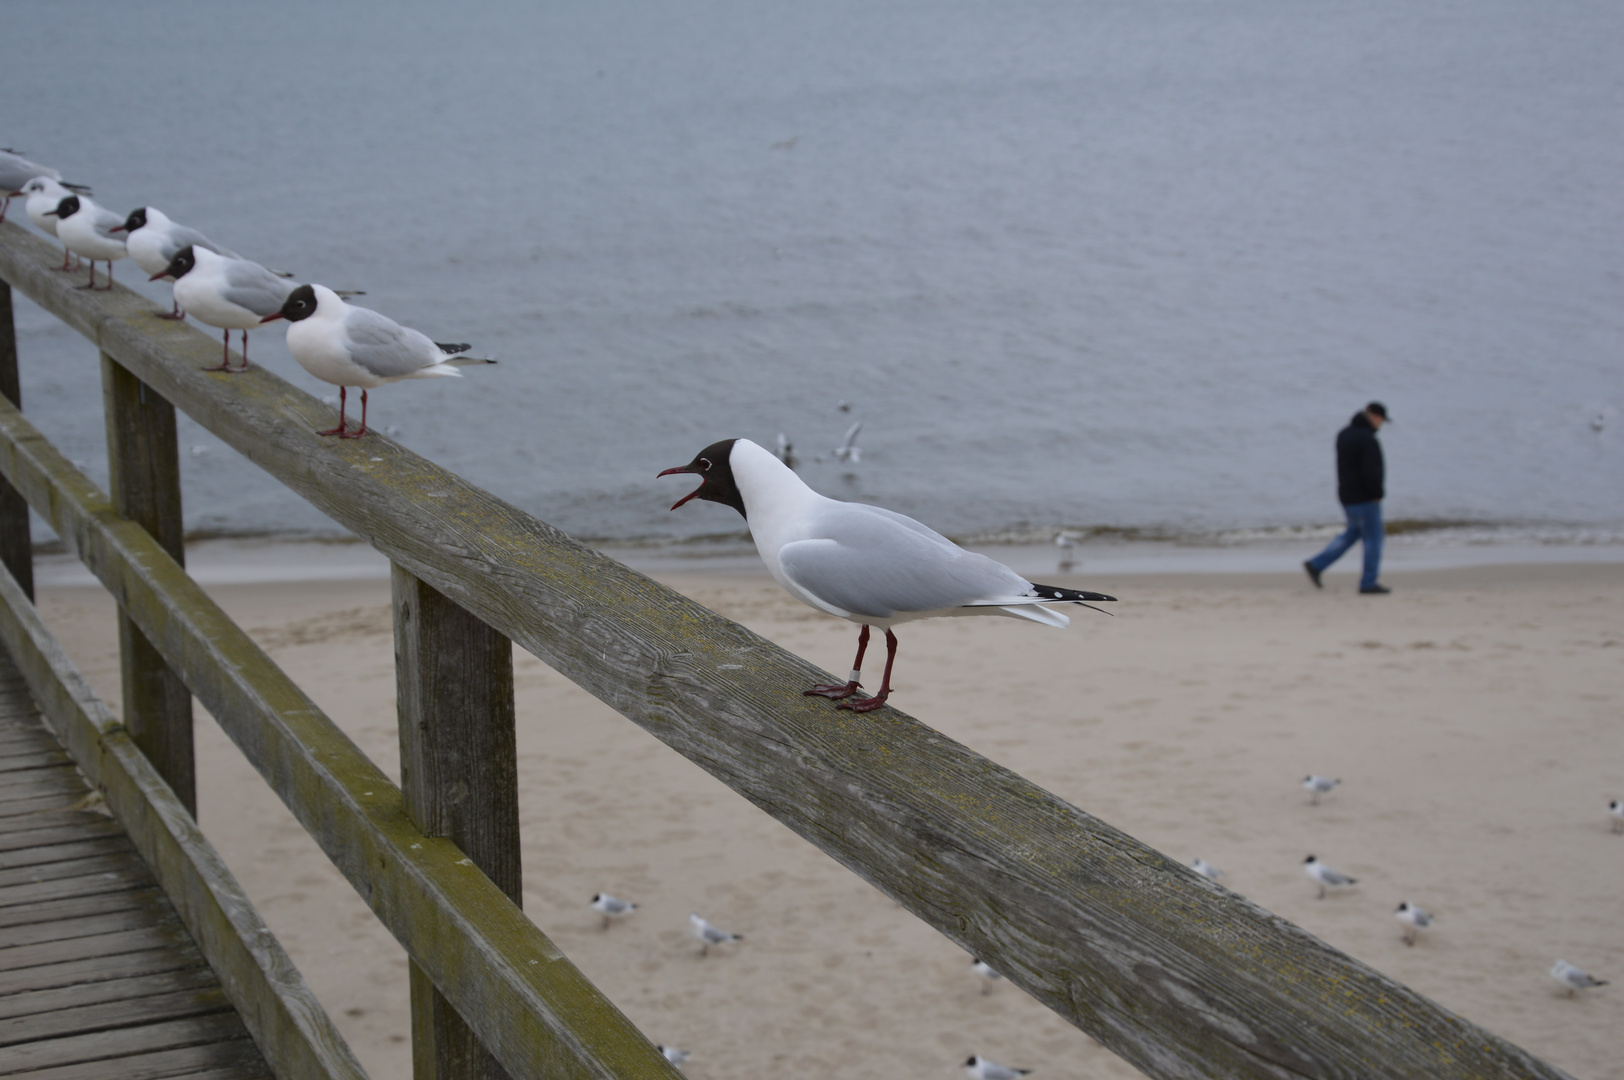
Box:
[805,624,869,699]
[338,389,368,439]
[75,261,97,290]
[838,629,897,712]
[156,299,184,320]
[318,386,350,437]
[203,328,234,371]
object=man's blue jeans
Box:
[1308,500,1383,591]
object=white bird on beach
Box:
[44,195,125,290]
[590,893,637,929]
[1608,799,1623,833]
[1303,855,1356,899]
[157,244,295,371]
[1394,901,1432,945]
[659,439,1115,712]
[965,1054,1032,1080]
[689,913,741,956]
[1302,775,1340,805]
[21,177,92,270]
[970,958,1003,993]
[1190,857,1222,881]
[656,1045,690,1068]
[115,207,235,319]
[832,420,862,464]
[1,149,87,224]
[262,283,495,439]
[1550,960,1608,998]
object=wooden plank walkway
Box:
[0,652,272,1080]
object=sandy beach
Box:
[30,558,1624,1080]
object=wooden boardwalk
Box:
[0,651,271,1080]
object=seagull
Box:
[1302,775,1341,805]
[156,245,296,371]
[1551,960,1608,998]
[590,893,637,929]
[656,1046,690,1068]
[689,913,741,957]
[44,195,125,290]
[1190,857,1222,881]
[970,958,1003,994]
[21,177,91,271]
[114,207,236,319]
[1608,799,1623,833]
[1303,855,1356,899]
[1394,901,1432,946]
[659,439,1115,712]
[832,420,862,464]
[262,284,495,439]
[965,1054,1032,1080]
[1,149,87,224]
[776,431,797,469]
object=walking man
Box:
[1304,402,1391,594]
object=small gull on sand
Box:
[45,195,125,290]
[1303,855,1356,899]
[1302,775,1340,805]
[970,958,1003,993]
[659,439,1114,712]
[689,913,741,957]
[263,284,494,439]
[1608,799,1623,833]
[656,1045,690,1068]
[1190,857,1222,881]
[1550,960,1608,998]
[590,893,637,930]
[1394,901,1432,946]
[965,1054,1032,1080]
[157,245,296,371]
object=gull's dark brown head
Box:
[658,439,745,518]
[153,244,195,282]
[46,195,79,219]
[262,283,317,324]
[116,207,148,235]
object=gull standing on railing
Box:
[660,438,1115,712]
[262,283,495,439]
[155,244,295,372]
[44,195,125,290]
[21,177,91,270]
[114,207,236,320]
[1,148,88,223]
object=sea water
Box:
[4,0,1621,549]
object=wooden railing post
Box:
[393,564,520,1080]
[102,352,195,815]
[0,282,30,600]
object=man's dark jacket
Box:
[1336,412,1384,505]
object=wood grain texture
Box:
[0,221,1575,1079]
[394,565,519,1080]
[102,352,195,817]
[0,281,30,603]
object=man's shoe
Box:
[1359,584,1391,594]
[1303,561,1322,589]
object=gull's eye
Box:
[699,458,712,471]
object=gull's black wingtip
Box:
[1029,583,1116,603]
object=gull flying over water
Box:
[659,439,1115,712]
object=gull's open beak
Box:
[259,313,284,324]
[657,464,703,511]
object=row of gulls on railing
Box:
[2,148,494,439]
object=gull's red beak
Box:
[259,313,284,324]
[147,270,169,281]
[109,226,126,233]
[657,464,702,511]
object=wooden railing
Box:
[0,221,1574,1080]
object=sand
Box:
[31,560,1624,1080]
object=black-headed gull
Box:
[1302,774,1340,805]
[970,958,1003,994]
[1190,857,1222,881]
[832,420,862,464]
[590,892,637,929]
[156,244,296,371]
[656,1045,690,1068]
[114,207,235,320]
[1550,960,1608,998]
[1,149,87,224]
[21,177,91,271]
[964,1054,1032,1080]
[688,912,741,956]
[1608,798,1623,833]
[44,195,125,290]
[1303,855,1356,899]
[1394,901,1432,946]
[262,284,494,439]
[659,439,1115,712]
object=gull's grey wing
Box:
[0,152,57,192]
[163,225,234,263]
[221,260,297,317]
[778,502,1032,619]
[89,206,127,241]
[342,306,440,379]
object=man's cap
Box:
[1366,401,1390,421]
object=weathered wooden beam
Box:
[393,564,519,1080]
[0,380,678,1080]
[0,281,30,602]
[0,220,1573,1080]
[0,555,367,1080]
[102,352,195,816]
